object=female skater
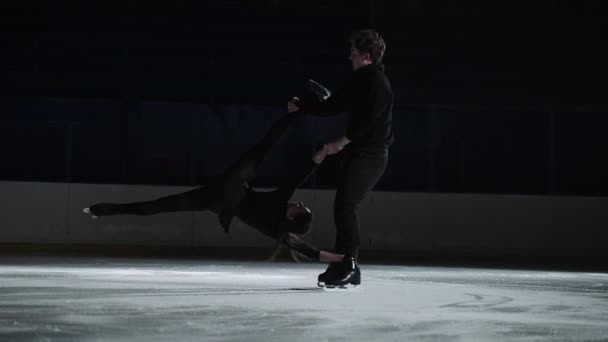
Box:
[84,111,340,264]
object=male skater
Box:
[289,30,394,287]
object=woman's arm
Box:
[320,250,344,263]
[281,233,344,263]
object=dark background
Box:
[1,1,607,196]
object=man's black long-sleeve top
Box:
[306,63,394,150]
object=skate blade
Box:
[319,283,361,291]
[83,208,98,219]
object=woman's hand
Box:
[320,251,344,263]
[287,97,300,113]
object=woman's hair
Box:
[268,208,315,262]
[277,211,312,235]
[268,232,317,263]
[349,29,386,64]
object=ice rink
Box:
[1,256,607,341]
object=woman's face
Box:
[286,201,311,220]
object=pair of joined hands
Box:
[312,138,350,164]
[288,96,351,165]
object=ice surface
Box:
[1,256,607,341]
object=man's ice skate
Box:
[317,262,340,287]
[318,258,361,289]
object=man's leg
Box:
[323,149,388,287]
[335,151,388,256]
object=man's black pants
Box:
[334,147,388,259]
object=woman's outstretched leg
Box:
[222,113,299,184]
[84,186,220,218]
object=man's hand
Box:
[312,136,351,164]
[323,136,351,155]
[287,97,300,113]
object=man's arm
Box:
[319,80,390,156]
[315,136,351,159]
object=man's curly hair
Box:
[349,29,386,64]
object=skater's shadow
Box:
[210,287,323,295]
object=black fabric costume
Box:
[304,63,393,149]
[304,63,394,258]
[88,113,321,260]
